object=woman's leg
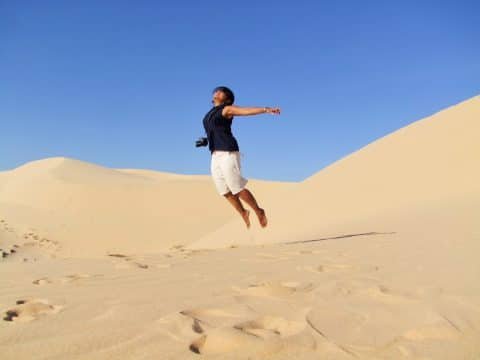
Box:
[224,192,251,228]
[238,189,268,228]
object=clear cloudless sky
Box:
[1,0,479,181]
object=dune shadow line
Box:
[286,231,396,245]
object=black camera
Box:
[195,137,208,147]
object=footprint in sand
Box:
[310,264,352,273]
[300,263,380,274]
[3,299,62,322]
[189,327,272,355]
[1,220,11,230]
[107,253,149,269]
[1,220,15,233]
[180,306,254,329]
[156,313,209,342]
[239,253,289,264]
[0,244,20,260]
[329,281,414,302]
[32,277,54,285]
[187,312,313,355]
[284,249,326,256]
[156,307,247,346]
[233,281,314,299]
[328,278,396,298]
[60,273,102,284]
[32,274,102,286]
[233,315,306,338]
[362,284,417,304]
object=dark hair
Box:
[213,86,235,105]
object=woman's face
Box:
[212,90,228,106]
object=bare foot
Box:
[256,208,268,228]
[241,210,251,229]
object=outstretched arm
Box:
[222,105,281,118]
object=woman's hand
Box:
[264,107,281,115]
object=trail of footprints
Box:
[174,279,459,357]
[0,218,60,261]
[107,250,193,270]
[22,231,60,251]
[0,219,19,260]
[160,248,424,357]
[3,220,466,355]
[0,219,14,233]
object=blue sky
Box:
[1,1,478,181]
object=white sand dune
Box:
[0,157,294,257]
[0,95,479,359]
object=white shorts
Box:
[210,151,248,195]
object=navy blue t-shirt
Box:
[202,104,240,153]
